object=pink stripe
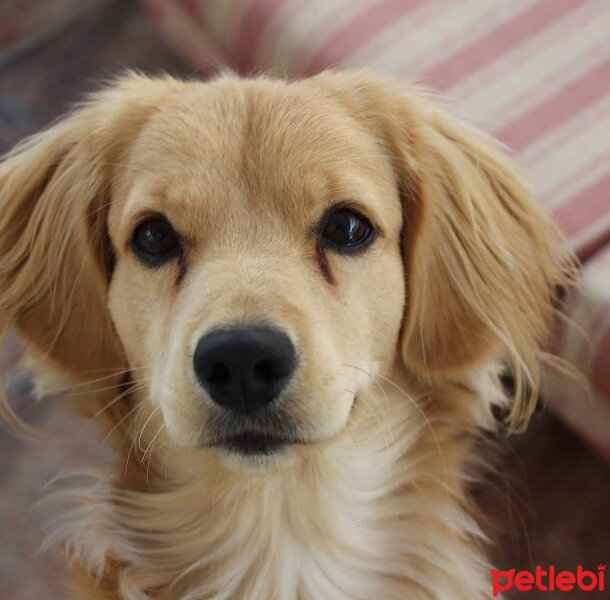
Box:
[540,148,610,208]
[487,39,610,132]
[584,245,610,278]
[553,171,610,240]
[575,218,610,262]
[348,0,443,67]
[419,0,588,91]
[397,1,536,77]
[232,0,287,73]
[496,60,610,152]
[304,0,429,75]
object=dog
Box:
[0,70,572,599]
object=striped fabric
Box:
[143,0,610,458]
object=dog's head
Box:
[0,71,569,467]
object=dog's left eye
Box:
[322,209,374,251]
[131,218,180,265]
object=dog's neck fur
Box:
[47,366,503,600]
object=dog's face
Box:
[107,79,405,456]
[0,71,568,467]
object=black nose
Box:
[193,326,297,414]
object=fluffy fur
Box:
[0,70,573,599]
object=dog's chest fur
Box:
[51,376,499,600]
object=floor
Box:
[0,1,609,599]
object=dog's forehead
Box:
[116,79,397,230]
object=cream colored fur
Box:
[0,70,573,599]
[45,365,503,600]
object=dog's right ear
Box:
[314,69,575,431]
[0,73,181,429]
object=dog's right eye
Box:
[131,218,181,265]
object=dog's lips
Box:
[217,431,297,456]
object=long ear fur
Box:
[315,70,576,430]
[0,73,180,431]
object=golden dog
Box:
[0,70,572,599]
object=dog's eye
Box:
[322,209,374,252]
[131,218,180,265]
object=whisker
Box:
[143,425,164,460]
[101,396,145,445]
[347,385,389,450]
[57,365,154,392]
[137,406,161,454]
[344,364,449,488]
[376,372,449,488]
[125,402,153,476]
[162,445,171,481]
[344,367,394,452]
[38,380,149,484]
[89,382,149,424]
[145,426,164,484]
[67,376,153,398]
[124,425,140,476]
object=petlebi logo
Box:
[491,563,605,596]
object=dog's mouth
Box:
[215,431,299,456]
[204,409,308,456]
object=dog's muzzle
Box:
[193,325,298,455]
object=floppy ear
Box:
[0,73,180,429]
[316,70,574,430]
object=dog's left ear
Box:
[316,70,574,429]
[0,74,181,427]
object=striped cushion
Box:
[144,0,610,455]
